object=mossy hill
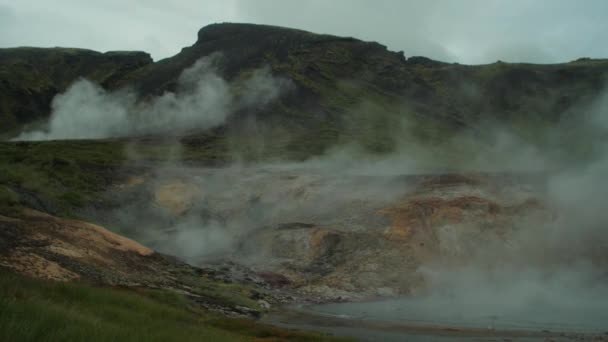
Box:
[0,47,151,135]
[2,23,608,157]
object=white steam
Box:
[15,55,291,141]
[384,87,608,332]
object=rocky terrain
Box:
[1,22,608,341]
[98,167,547,302]
[0,207,289,318]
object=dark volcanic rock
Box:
[0,47,152,134]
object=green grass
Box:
[0,270,350,342]
[0,185,20,216]
[0,140,126,216]
[0,137,228,217]
[200,280,263,310]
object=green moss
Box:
[0,185,20,216]
[58,191,86,207]
[0,136,233,218]
[0,141,123,215]
[0,185,18,204]
[201,280,262,310]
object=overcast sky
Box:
[1,0,607,64]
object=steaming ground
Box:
[97,157,608,335]
[14,54,292,140]
[12,54,608,336]
[105,137,608,332]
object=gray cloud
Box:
[0,4,15,24]
[1,1,607,64]
[0,1,236,58]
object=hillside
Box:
[2,23,608,157]
[1,22,608,341]
[0,48,151,136]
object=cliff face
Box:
[0,48,152,135]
